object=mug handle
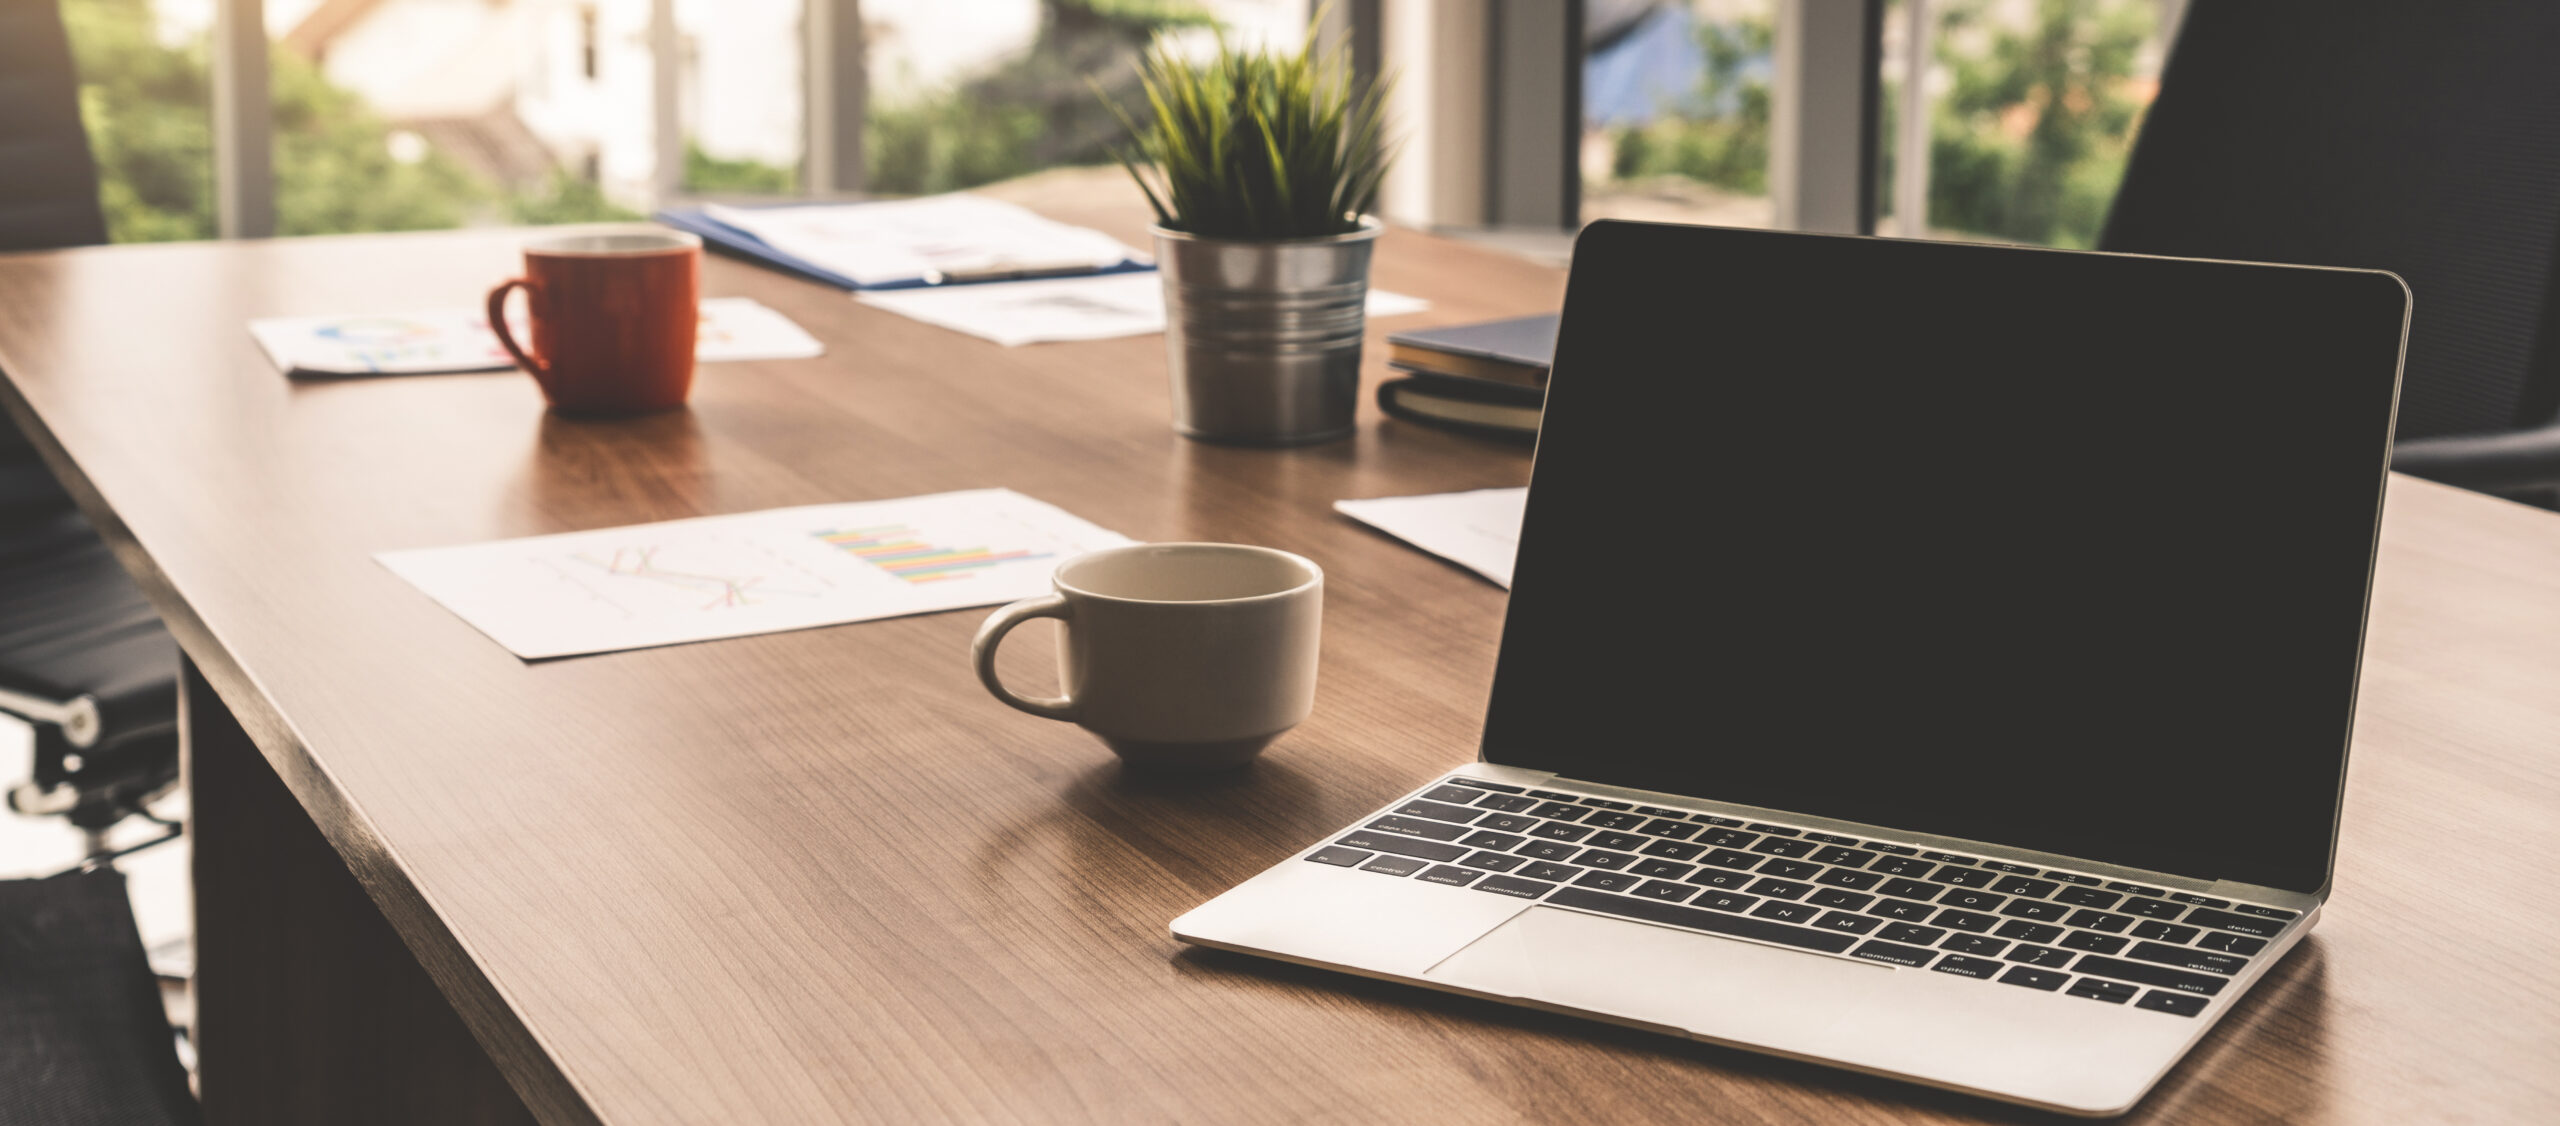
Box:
[485,278,546,380]
[971,594,1079,722]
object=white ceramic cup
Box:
[971,543,1322,770]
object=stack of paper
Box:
[702,195,1146,288]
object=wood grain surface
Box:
[0,201,2554,1125]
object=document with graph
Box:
[376,489,1134,659]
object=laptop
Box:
[1172,221,2411,1117]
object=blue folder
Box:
[651,202,1156,292]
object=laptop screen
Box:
[1481,222,2407,895]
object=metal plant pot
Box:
[1153,219,1381,445]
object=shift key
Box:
[1334,832,1467,863]
[2124,941,2249,975]
[2071,954,2229,996]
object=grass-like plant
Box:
[1102,24,1395,240]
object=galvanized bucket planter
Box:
[1153,219,1381,445]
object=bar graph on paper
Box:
[813,524,1054,585]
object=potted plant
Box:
[1104,26,1395,445]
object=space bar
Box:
[1547,888,1859,954]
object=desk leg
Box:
[186,659,539,1126]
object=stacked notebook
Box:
[1378,314,1556,441]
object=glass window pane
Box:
[63,0,216,243]
[677,0,802,196]
[1580,0,1779,230]
[858,0,1308,200]
[1883,0,2174,247]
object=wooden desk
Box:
[1,208,2553,1125]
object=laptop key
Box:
[1423,785,1487,804]
[1750,901,1822,925]
[1630,858,1695,880]
[1530,822,1594,842]
[1305,846,1371,867]
[1573,849,1639,871]
[1580,798,1634,811]
[1335,832,1467,863]
[2126,941,2247,975]
[1634,880,1698,903]
[1515,840,1581,862]
[1865,842,1920,855]
[1699,829,1758,849]
[1396,799,1485,824]
[2184,908,2287,938]
[2169,892,2232,908]
[1471,793,1541,813]
[2045,872,2102,886]
[1366,815,1470,842]
[2130,921,2200,944]
[1474,814,1540,834]
[2071,955,2229,996]
[1584,811,1647,830]
[1878,922,1946,945]
[1360,855,1427,876]
[1639,818,1701,839]
[1639,839,1706,861]
[1459,851,1527,873]
[2001,900,2072,922]
[1694,891,1758,913]
[1940,934,2008,956]
[2066,979,2139,1004]
[2068,909,2135,933]
[2106,881,2169,896]
[1806,889,1873,911]
[1700,848,1760,870]
[1571,870,1640,893]
[1758,858,1822,880]
[1546,887,1854,954]
[2054,887,2121,908]
[1747,823,1801,835]
[1815,868,1883,890]
[1809,846,1877,867]
[1459,830,1527,850]
[1528,802,1589,821]
[1805,832,1862,845]
[1519,861,1581,882]
[1870,856,1933,877]
[2124,897,2185,919]
[1934,909,1998,932]
[1747,878,1813,899]
[1419,865,1483,887]
[2198,932,2268,956]
[1849,938,1932,966]
[1865,898,1936,922]
[1687,870,1754,890]
[1816,911,1882,936]
[1933,954,2004,979]
[1994,920,2063,944]
[1998,966,2069,991]
[1633,805,1685,817]
[1692,814,1747,827]
[1444,778,1526,793]
[2061,931,2129,955]
[1992,876,2059,899]
[1923,851,1979,865]
[1526,789,1576,800]
[1474,875,1557,899]
[1941,890,2005,912]
[1877,877,1940,901]
[1587,831,1649,851]
[1978,861,2037,874]
[1928,867,1998,888]
[1751,837,1818,858]
[2004,944,2073,968]
[2232,904,2299,921]
[2136,990,2209,1017]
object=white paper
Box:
[249,297,823,377]
[1334,487,1527,588]
[377,488,1134,659]
[705,195,1144,287]
[856,271,1431,347]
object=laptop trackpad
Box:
[1422,906,1886,1044]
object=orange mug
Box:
[487,229,702,414]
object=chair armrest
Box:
[2390,425,2560,492]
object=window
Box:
[1580,0,1780,230]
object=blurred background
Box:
[59,0,2181,251]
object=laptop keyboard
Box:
[1305,776,2300,1018]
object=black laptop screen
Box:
[1480,222,2407,895]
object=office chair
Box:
[0,869,202,1126]
[2100,2,2560,501]
[0,0,184,864]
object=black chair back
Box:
[0,0,109,252]
[2101,2,2560,442]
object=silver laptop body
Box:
[1174,222,2411,1117]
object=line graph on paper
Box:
[544,540,830,619]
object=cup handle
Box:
[971,594,1079,722]
[485,278,546,381]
